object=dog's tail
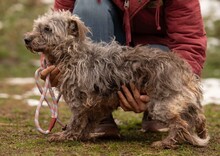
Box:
[183,113,210,147]
[192,113,210,147]
[189,133,210,147]
[180,128,210,147]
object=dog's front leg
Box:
[49,102,90,141]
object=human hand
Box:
[117,82,150,113]
[40,65,61,87]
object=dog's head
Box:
[24,10,90,53]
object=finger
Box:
[121,84,140,111]
[51,72,62,87]
[49,67,60,82]
[140,95,150,103]
[118,100,129,111]
[129,82,142,104]
[117,91,133,111]
[50,67,60,76]
[40,65,56,80]
[130,82,150,104]
[130,82,149,112]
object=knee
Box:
[73,0,124,44]
[73,0,111,19]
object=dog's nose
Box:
[24,37,32,45]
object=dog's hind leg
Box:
[176,104,209,146]
[151,116,190,149]
[151,103,209,149]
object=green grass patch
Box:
[202,49,220,78]
[0,0,47,79]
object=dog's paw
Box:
[151,141,164,149]
[151,141,179,149]
[48,131,77,142]
[48,132,67,142]
[89,132,105,139]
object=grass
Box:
[0,83,220,156]
[202,46,220,78]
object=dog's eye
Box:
[44,26,52,33]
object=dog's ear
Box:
[68,20,78,37]
[68,17,90,41]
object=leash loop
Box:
[34,54,66,134]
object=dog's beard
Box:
[26,45,45,54]
[26,40,53,54]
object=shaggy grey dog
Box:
[24,11,209,149]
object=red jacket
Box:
[54,0,207,76]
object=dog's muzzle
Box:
[24,33,33,46]
[24,32,41,53]
[24,37,32,45]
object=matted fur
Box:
[24,10,209,148]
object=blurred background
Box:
[0,0,219,104]
[0,0,50,78]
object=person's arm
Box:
[54,0,75,12]
[164,0,207,76]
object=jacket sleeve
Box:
[54,0,75,12]
[164,0,207,76]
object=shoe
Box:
[93,114,121,139]
[141,112,169,132]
